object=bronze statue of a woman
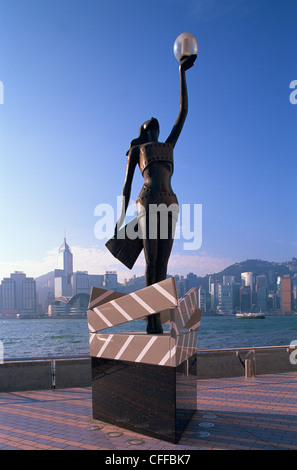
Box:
[106,53,196,334]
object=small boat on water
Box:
[236,312,265,319]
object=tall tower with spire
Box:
[54,237,73,298]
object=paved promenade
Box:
[0,372,296,451]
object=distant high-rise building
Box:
[104,271,118,291]
[186,273,198,291]
[257,287,267,311]
[88,275,104,292]
[232,283,241,311]
[256,275,267,311]
[198,287,206,313]
[292,275,297,311]
[0,278,15,311]
[268,291,278,310]
[267,270,277,290]
[210,282,220,312]
[208,275,213,293]
[282,275,292,312]
[73,271,89,295]
[0,271,36,317]
[256,275,267,290]
[72,272,104,296]
[174,275,186,298]
[240,285,251,312]
[57,238,73,276]
[241,272,254,292]
[54,238,73,298]
[218,284,233,314]
[276,276,282,309]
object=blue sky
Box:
[0,0,296,282]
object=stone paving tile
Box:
[0,373,296,451]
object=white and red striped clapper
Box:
[87,277,201,367]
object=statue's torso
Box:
[138,142,174,192]
[139,142,174,174]
[136,142,178,208]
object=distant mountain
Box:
[210,259,291,283]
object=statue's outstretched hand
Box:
[180,54,197,71]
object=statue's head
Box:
[127,118,160,155]
[140,117,160,142]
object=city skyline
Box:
[0,233,296,285]
[1,240,296,316]
[1,234,296,285]
[0,1,296,284]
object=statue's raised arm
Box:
[166,54,196,148]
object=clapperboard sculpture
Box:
[87,277,202,444]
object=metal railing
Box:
[196,344,297,378]
[197,344,295,353]
[3,355,90,389]
[2,344,297,386]
[4,354,90,362]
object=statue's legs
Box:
[142,212,176,334]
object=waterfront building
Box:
[104,271,118,291]
[0,271,36,317]
[0,278,15,311]
[88,274,104,292]
[208,275,213,293]
[55,238,73,298]
[240,285,251,312]
[232,283,241,311]
[72,272,105,296]
[257,287,267,311]
[276,276,282,310]
[174,275,186,298]
[186,272,198,291]
[282,275,292,312]
[218,284,233,314]
[241,272,254,292]
[198,287,206,313]
[48,293,89,317]
[210,282,220,312]
[268,291,278,310]
[267,270,277,290]
[292,275,297,311]
[73,271,89,295]
[256,275,267,311]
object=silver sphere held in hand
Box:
[173,32,198,62]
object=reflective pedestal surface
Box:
[91,354,197,443]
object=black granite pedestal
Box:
[91,354,197,444]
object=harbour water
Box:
[0,315,296,360]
